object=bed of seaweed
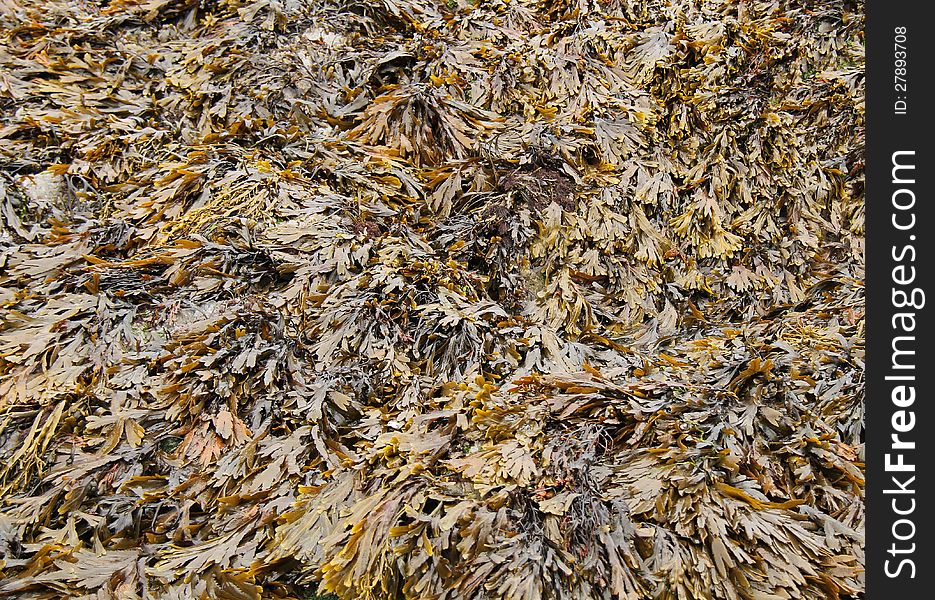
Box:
[0,1,864,598]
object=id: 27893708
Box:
[894,26,908,115]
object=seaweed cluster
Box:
[0,0,864,598]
